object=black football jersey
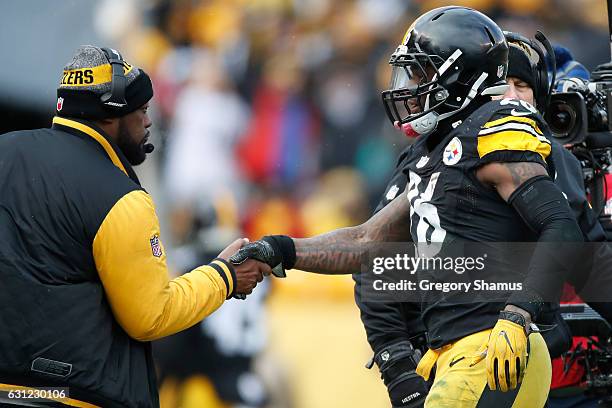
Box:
[401,99,554,348]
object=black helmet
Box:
[382,6,509,137]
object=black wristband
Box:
[263,235,296,270]
[499,310,527,328]
[373,340,419,386]
[212,258,237,299]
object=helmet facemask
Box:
[382,50,447,124]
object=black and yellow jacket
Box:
[0,117,237,407]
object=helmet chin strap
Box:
[396,111,439,138]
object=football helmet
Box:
[382,6,509,137]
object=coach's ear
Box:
[91,117,120,140]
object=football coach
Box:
[0,45,269,407]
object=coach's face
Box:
[117,102,152,165]
[501,77,535,106]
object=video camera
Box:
[544,66,612,228]
[559,304,612,402]
[545,67,612,147]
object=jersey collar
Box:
[51,116,141,185]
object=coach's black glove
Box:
[372,340,429,408]
[229,235,295,278]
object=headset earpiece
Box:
[100,48,127,108]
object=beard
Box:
[116,119,148,166]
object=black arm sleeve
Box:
[353,149,426,352]
[506,175,584,320]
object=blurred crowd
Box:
[88,0,610,407]
[97,0,610,252]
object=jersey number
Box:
[407,171,446,256]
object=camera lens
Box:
[553,111,571,128]
[548,101,577,137]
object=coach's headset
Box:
[100,48,128,108]
[504,31,556,115]
[100,47,154,153]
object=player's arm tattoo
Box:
[503,162,547,188]
[293,191,412,274]
[476,161,548,202]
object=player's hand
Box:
[471,310,529,392]
[229,235,295,278]
[218,238,269,299]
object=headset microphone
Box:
[144,143,155,153]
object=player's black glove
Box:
[371,340,429,408]
[229,235,295,278]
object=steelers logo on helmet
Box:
[382,6,510,138]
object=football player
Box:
[349,30,595,408]
[231,7,584,407]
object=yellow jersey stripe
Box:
[477,130,552,161]
[53,117,128,176]
[0,383,100,407]
[482,115,543,135]
[479,122,550,144]
[211,259,234,297]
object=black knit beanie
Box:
[56,45,153,119]
[507,44,537,92]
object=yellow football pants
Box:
[416,329,551,408]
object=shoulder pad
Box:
[475,98,551,161]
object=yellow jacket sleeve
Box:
[92,190,236,341]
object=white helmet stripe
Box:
[433,49,463,80]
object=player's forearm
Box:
[230,193,412,275]
[293,193,412,274]
[293,226,368,274]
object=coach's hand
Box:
[229,235,296,278]
[218,238,269,298]
[472,309,529,392]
